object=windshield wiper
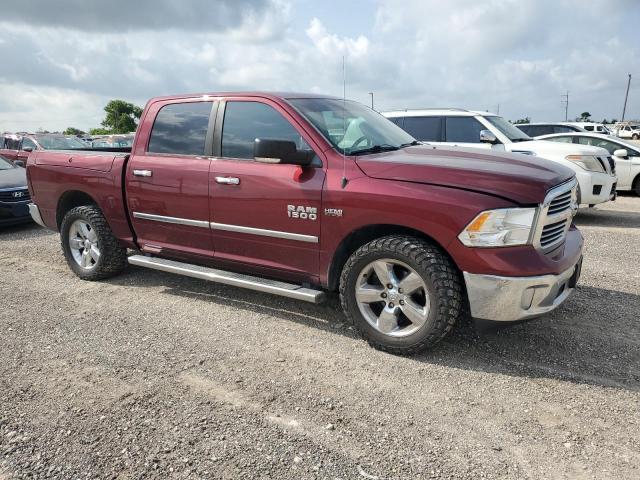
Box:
[399,140,421,148]
[349,144,400,156]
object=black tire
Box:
[60,205,127,280]
[632,134,639,140]
[339,235,463,355]
[634,176,640,197]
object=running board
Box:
[128,255,325,304]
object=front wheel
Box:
[60,205,128,280]
[339,235,464,355]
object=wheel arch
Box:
[56,190,98,229]
[632,172,640,195]
[326,224,458,291]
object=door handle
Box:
[215,176,240,185]
[133,169,153,177]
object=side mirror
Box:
[14,160,25,168]
[254,139,314,166]
[22,147,33,152]
[479,129,498,144]
[613,149,628,158]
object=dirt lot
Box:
[1,196,639,479]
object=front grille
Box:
[0,188,30,203]
[535,180,577,253]
[547,190,572,215]
[540,220,569,248]
[607,156,616,175]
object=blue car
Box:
[0,155,32,227]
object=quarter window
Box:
[148,101,213,156]
[221,101,309,160]
[403,116,442,141]
[21,138,37,150]
[445,117,485,143]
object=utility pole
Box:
[621,74,632,122]
[368,92,374,110]
[561,91,569,121]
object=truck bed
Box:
[32,149,130,173]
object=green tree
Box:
[88,127,111,135]
[579,111,591,121]
[100,99,143,134]
[64,127,85,135]
[512,117,531,124]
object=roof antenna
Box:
[341,55,348,189]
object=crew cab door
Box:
[209,99,325,282]
[125,99,216,260]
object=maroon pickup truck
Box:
[26,92,583,354]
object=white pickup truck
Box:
[383,109,617,206]
[614,124,640,140]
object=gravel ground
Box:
[1,195,639,479]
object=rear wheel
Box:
[60,205,127,280]
[340,235,463,355]
[634,175,640,196]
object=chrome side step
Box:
[128,255,325,304]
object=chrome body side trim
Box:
[210,222,318,243]
[131,212,318,243]
[28,203,46,228]
[463,257,581,322]
[132,212,209,229]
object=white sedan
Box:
[537,132,640,195]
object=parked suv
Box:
[516,123,585,137]
[27,93,583,354]
[383,109,616,206]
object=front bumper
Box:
[0,200,32,226]
[463,256,582,322]
[576,170,616,205]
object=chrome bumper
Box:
[463,258,582,322]
[28,203,46,228]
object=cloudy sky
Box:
[0,0,638,132]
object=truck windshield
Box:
[484,116,532,142]
[288,98,416,155]
[35,135,86,150]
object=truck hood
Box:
[507,139,609,157]
[0,167,27,189]
[354,145,574,205]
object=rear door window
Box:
[445,117,485,143]
[402,116,442,141]
[221,101,309,160]
[148,101,213,156]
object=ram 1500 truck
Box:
[26,92,583,354]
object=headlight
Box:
[565,155,605,173]
[458,208,537,247]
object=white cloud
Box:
[0,0,637,132]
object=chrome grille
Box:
[0,188,30,203]
[534,179,578,253]
[547,190,572,215]
[540,220,569,248]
